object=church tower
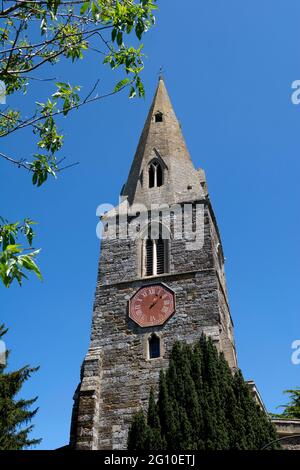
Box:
[70,78,237,450]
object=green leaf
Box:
[91,1,99,17]
[111,28,117,43]
[80,1,90,15]
[5,244,22,254]
[117,31,123,47]
[20,254,42,281]
[114,78,130,93]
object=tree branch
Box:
[0,150,79,172]
[1,78,132,138]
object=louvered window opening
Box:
[156,238,165,275]
[145,238,166,276]
[146,239,154,277]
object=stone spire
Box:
[122,77,207,207]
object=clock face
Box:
[129,284,175,327]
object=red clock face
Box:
[129,284,175,327]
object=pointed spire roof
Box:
[122,77,206,206]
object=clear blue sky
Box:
[1,0,300,449]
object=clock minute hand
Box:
[149,295,163,309]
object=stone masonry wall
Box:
[76,271,222,449]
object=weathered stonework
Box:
[271,419,300,450]
[70,78,237,450]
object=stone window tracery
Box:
[149,160,163,188]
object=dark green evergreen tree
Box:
[127,411,151,451]
[147,388,164,449]
[127,335,279,450]
[0,324,41,449]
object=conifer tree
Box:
[127,335,279,450]
[127,411,150,451]
[278,389,300,419]
[0,324,41,450]
[147,388,164,450]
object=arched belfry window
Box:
[149,334,160,359]
[145,236,166,276]
[146,238,154,276]
[142,223,169,277]
[149,160,163,188]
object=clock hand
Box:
[149,295,163,309]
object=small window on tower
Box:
[155,112,163,123]
[142,223,169,278]
[146,238,154,276]
[144,236,167,277]
[149,334,160,359]
[149,163,155,188]
[149,160,163,188]
[156,237,165,275]
[157,164,163,187]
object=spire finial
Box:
[158,66,164,81]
